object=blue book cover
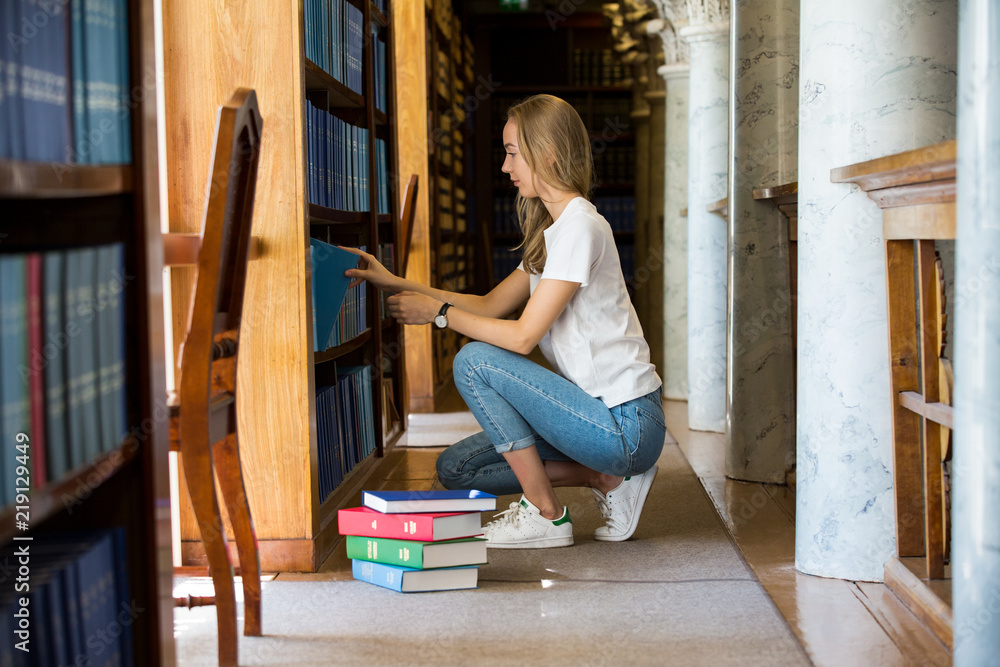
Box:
[95,245,118,452]
[72,532,117,665]
[71,0,87,163]
[111,526,134,665]
[0,1,21,159]
[5,1,27,160]
[309,239,359,351]
[43,251,70,480]
[0,255,29,505]
[19,0,71,162]
[80,0,129,164]
[109,244,127,448]
[351,560,479,593]
[363,489,497,514]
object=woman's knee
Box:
[452,341,491,381]
[435,446,470,490]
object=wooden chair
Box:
[165,88,263,667]
[399,174,419,276]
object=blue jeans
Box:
[436,342,666,496]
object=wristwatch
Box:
[434,302,453,329]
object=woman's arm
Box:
[340,246,529,318]
[389,277,580,356]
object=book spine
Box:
[351,559,406,592]
[43,251,69,481]
[0,255,29,504]
[345,535,426,569]
[26,254,47,488]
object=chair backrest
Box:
[178,89,263,401]
[399,174,418,277]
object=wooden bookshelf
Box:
[163,0,406,573]
[472,14,637,295]
[0,0,174,663]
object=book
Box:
[338,506,483,541]
[362,489,497,514]
[308,239,359,352]
[347,535,487,569]
[351,560,479,593]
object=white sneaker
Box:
[593,465,658,542]
[482,495,574,549]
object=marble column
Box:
[796,0,956,581]
[725,0,798,483]
[660,63,690,400]
[680,20,729,433]
[953,0,1000,662]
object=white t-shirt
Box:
[518,197,661,408]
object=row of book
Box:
[594,144,636,185]
[309,239,368,352]
[374,137,390,215]
[0,0,131,164]
[0,528,133,666]
[341,490,497,593]
[572,48,628,87]
[592,97,633,132]
[492,247,522,285]
[306,102,378,213]
[0,245,127,506]
[304,0,364,95]
[317,365,377,502]
[593,196,637,232]
[492,195,521,236]
[371,25,388,114]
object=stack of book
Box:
[340,490,497,593]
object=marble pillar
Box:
[953,0,1000,661]
[795,0,956,581]
[681,22,729,433]
[726,0,798,483]
[661,63,690,400]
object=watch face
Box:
[434,314,446,328]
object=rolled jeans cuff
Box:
[495,433,537,454]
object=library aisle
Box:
[174,426,810,666]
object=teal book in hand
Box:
[308,239,359,352]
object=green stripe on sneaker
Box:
[552,508,572,525]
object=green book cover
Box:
[346,535,487,570]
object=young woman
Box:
[341,94,665,549]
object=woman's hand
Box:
[339,246,401,292]
[387,292,443,325]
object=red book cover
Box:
[26,254,47,488]
[338,506,483,542]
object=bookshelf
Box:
[423,0,477,407]
[471,13,637,295]
[163,0,406,572]
[0,0,174,663]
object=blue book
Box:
[0,255,29,505]
[43,251,70,480]
[64,248,101,468]
[351,560,479,593]
[19,0,71,162]
[362,489,497,514]
[5,1,27,160]
[77,0,130,164]
[308,239,358,352]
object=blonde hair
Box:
[505,95,593,274]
